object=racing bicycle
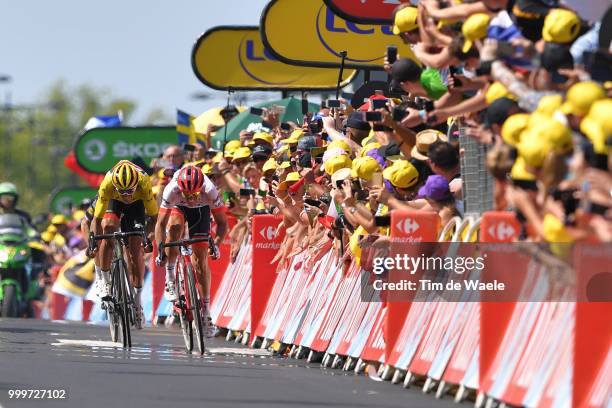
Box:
[158,234,219,355]
[89,225,150,348]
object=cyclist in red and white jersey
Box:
[154,165,228,336]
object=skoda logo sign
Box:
[84,139,106,162]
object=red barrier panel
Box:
[250,215,284,341]
[441,303,479,386]
[209,214,237,302]
[310,261,361,352]
[480,212,520,243]
[360,305,387,363]
[574,244,612,408]
[385,211,440,363]
[213,243,252,329]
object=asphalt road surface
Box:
[0,318,459,408]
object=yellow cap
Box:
[542,9,581,44]
[501,113,530,146]
[361,131,376,147]
[45,225,57,234]
[510,156,536,181]
[392,7,418,35]
[561,81,606,117]
[535,94,563,116]
[51,214,68,225]
[232,147,252,161]
[262,158,278,174]
[212,152,223,163]
[279,161,292,169]
[281,129,303,144]
[224,140,241,152]
[580,99,612,154]
[382,160,419,188]
[351,156,382,181]
[360,142,381,157]
[542,213,573,243]
[201,164,213,175]
[517,135,550,169]
[327,139,352,153]
[462,13,491,53]
[535,118,573,154]
[72,210,86,222]
[253,132,273,145]
[486,81,516,105]
[41,231,54,243]
[277,171,301,191]
[324,154,352,175]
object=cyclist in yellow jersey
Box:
[88,160,158,329]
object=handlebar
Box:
[88,225,150,256]
[157,235,220,262]
[159,235,210,249]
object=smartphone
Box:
[449,66,463,87]
[250,107,264,116]
[354,189,369,201]
[271,174,280,182]
[392,106,408,122]
[365,111,382,122]
[335,179,344,189]
[314,157,323,164]
[424,100,435,112]
[374,215,391,227]
[371,98,387,110]
[280,122,291,131]
[304,198,321,207]
[351,179,362,192]
[183,144,196,152]
[386,45,398,65]
[373,124,387,132]
[327,99,341,108]
[239,188,256,197]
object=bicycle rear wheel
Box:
[186,263,205,355]
[177,260,193,353]
[117,259,132,348]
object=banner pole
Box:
[223,87,232,152]
[335,51,347,100]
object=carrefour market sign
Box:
[74,127,176,174]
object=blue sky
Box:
[0,0,271,123]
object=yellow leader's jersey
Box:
[93,167,159,219]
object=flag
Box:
[83,112,123,131]
[177,109,195,145]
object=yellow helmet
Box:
[111,160,140,191]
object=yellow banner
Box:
[261,0,418,70]
[191,26,357,90]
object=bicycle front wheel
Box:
[108,267,121,343]
[117,259,132,348]
[177,259,193,353]
[186,263,204,355]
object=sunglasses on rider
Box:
[118,188,136,196]
[182,191,201,200]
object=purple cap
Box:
[69,236,84,248]
[417,175,451,201]
[366,149,386,169]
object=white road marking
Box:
[207,347,270,356]
[51,339,122,348]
